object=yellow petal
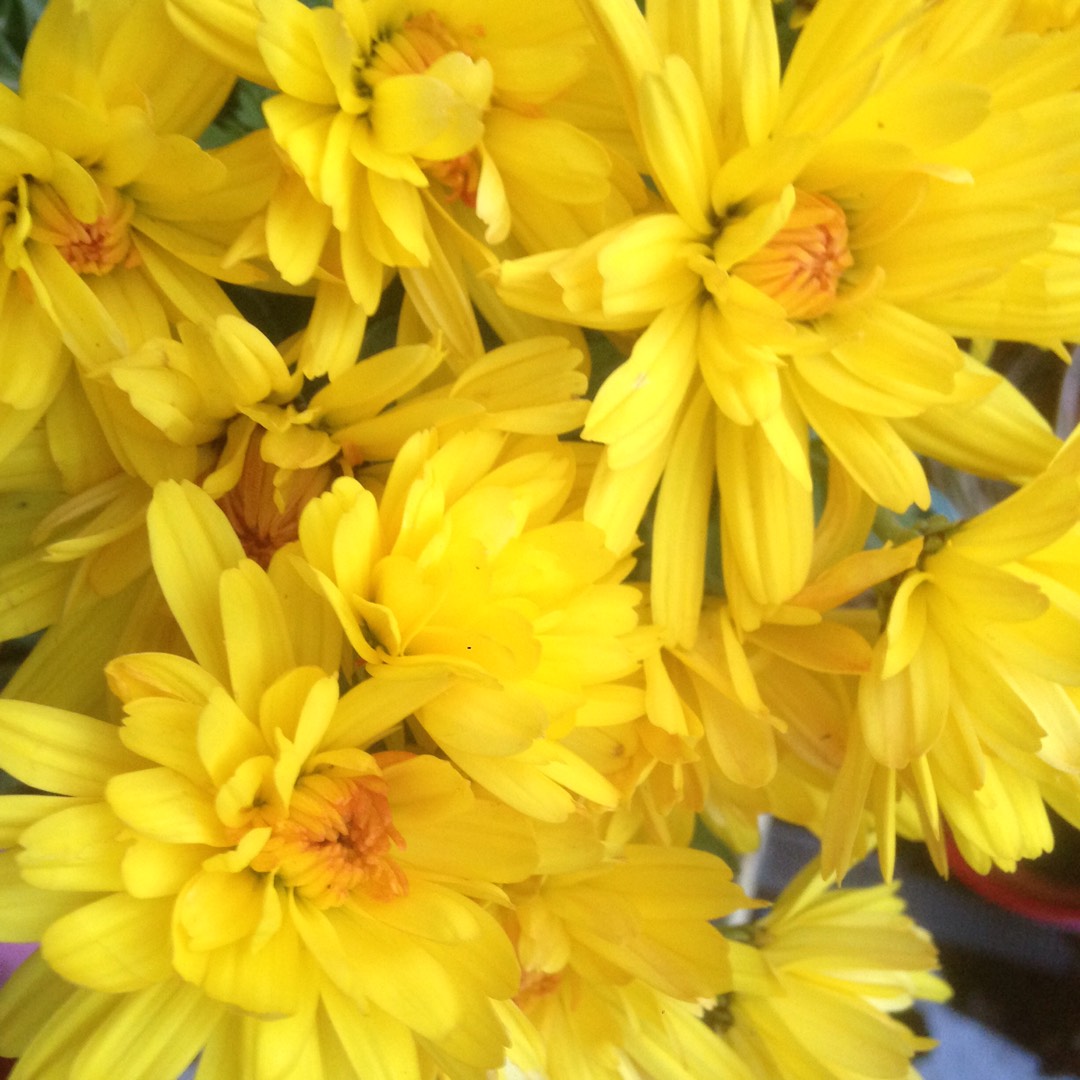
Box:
[790,376,930,512]
[483,110,612,206]
[651,382,715,647]
[147,480,244,681]
[370,56,491,160]
[595,213,704,318]
[165,0,272,85]
[329,907,463,1039]
[175,877,313,1015]
[638,57,717,233]
[220,560,297,716]
[73,979,223,1080]
[256,0,342,105]
[0,701,141,797]
[319,981,420,1078]
[107,767,229,846]
[716,411,814,610]
[584,300,701,468]
[322,671,452,750]
[859,626,950,769]
[265,168,333,285]
[0,852,98,941]
[17,800,126,893]
[42,894,174,992]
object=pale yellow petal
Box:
[0,701,141,797]
[42,894,174,992]
[651,382,714,647]
[638,57,718,234]
[716,411,814,610]
[584,300,701,468]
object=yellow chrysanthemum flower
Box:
[714,860,950,1080]
[615,980,758,1080]
[0,0,274,465]
[165,0,643,374]
[0,478,539,1078]
[638,459,916,840]
[298,427,652,821]
[825,434,1080,877]
[0,323,589,721]
[496,0,1079,644]
[501,822,750,1080]
[0,314,297,657]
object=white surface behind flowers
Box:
[921,1002,1077,1080]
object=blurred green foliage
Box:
[0,0,43,87]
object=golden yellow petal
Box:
[595,213,705,319]
[301,282,372,379]
[176,877,313,1015]
[319,980,421,1078]
[99,5,235,138]
[265,168,333,286]
[443,746,576,821]
[859,627,950,769]
[895,364,1060,483]
[328,908,465,1039]
[219,561,297,716]
[0,852,99,941]
[121,836,212,899]
[370,59,490,160]
[74,979,223,1080]
[484,110,612,206]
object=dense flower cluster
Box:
[0,0,1078,1077]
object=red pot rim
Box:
[945,834,1080,934]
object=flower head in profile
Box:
[0,479,539,1078]
[496,0,1080,644]
[638,457,921,858]
[500,820,751,1080]
[712,860,950,1080]
[823,433,1080,878]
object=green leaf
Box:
[199,78,274,150]
[0,0,46,89]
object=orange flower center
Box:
[251,772,407,908]
[363,11,486,205]
[30,183,140,275]
[515,967,564,1010]
[732,189,852,320]
[424,152,481,207]
[364,11,482,84]
[217,433,333,568]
